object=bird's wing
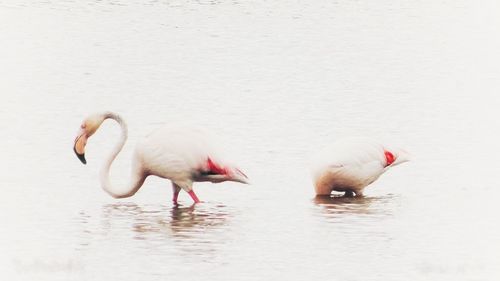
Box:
[327,138,387,165]
[324,160,385,186]
[138,126,218,175]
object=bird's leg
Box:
[188,190,201,204]
[175,180,200,204]
[344,190,355,197]
[172,183,181,205]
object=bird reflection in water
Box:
[163,203,231,240]
[75,202,232,261]
[312,194,397,221]
[98,202,232,244]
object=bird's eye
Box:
[81,123,86,129]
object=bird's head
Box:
[73,113,106,164]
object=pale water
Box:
[1,1,500,280]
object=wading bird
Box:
[311,138,410,197]
[73,111,249,204]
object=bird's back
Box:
[314,138,385,167]
[135,126,221,181]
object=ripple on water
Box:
[76,201,235,260]
[313,194,398,218]
[311,194,401,238]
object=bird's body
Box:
[73,112,248,204]
[311,138,409,197]
[136,127,218,183]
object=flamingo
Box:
[311,138,410,197]
[73,111,249,204]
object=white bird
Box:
[311,138,410,197]
[73,111,249,204]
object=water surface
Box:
[1,0,500,280]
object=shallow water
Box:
[1,0,500,280]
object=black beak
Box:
[73,145,87,164]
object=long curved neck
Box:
[99,112,145,199]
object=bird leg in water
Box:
[188,190,201,203]
[172,183,181,204]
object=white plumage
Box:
[311,138,410,197]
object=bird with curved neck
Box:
[73,111,249,204]
[311,138,410,197]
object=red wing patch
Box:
[384,150,395,167]
[206,157,228,175]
